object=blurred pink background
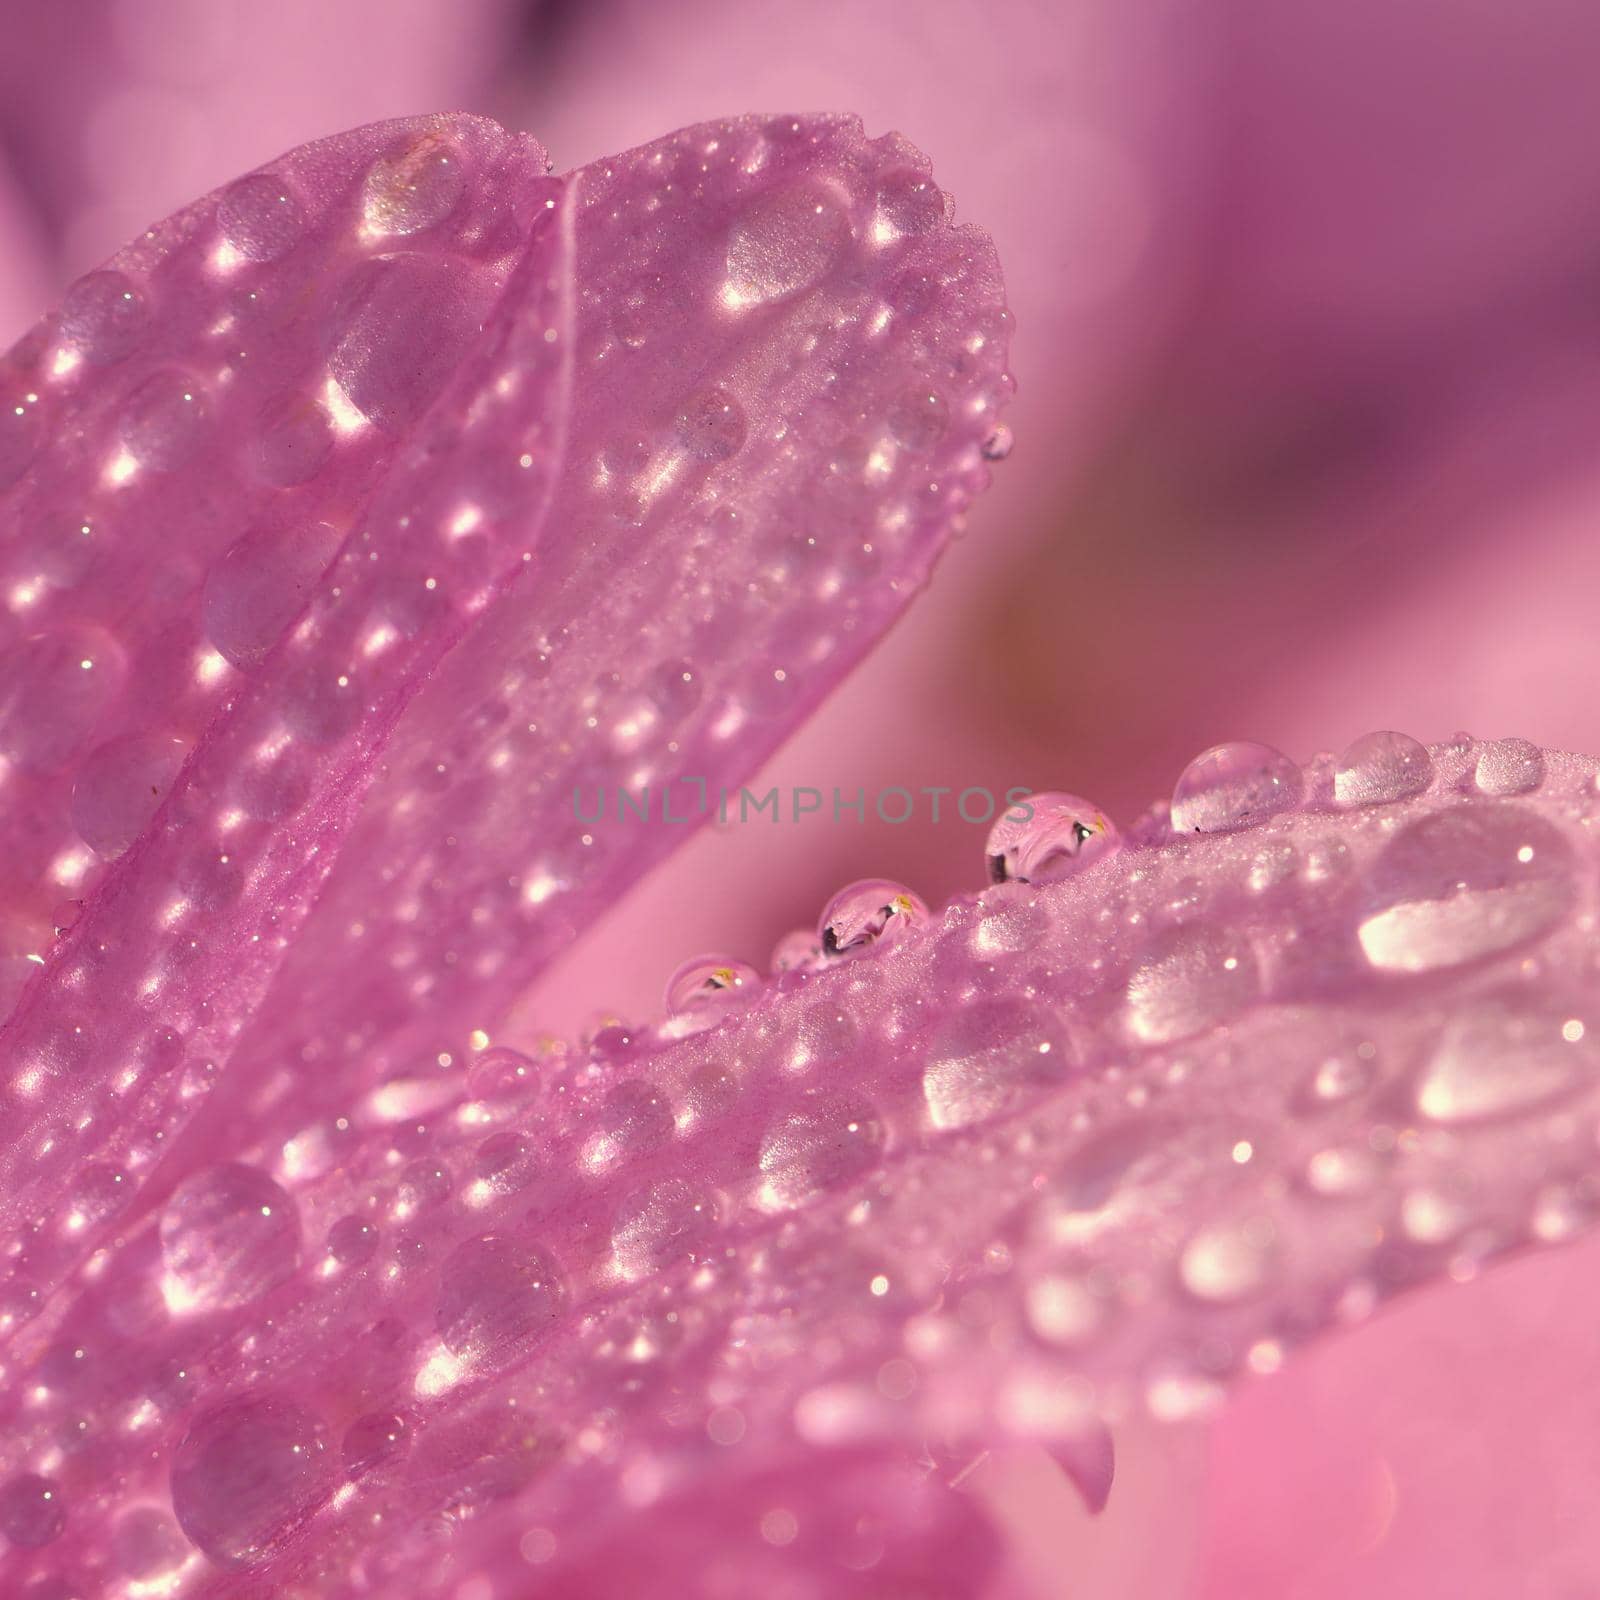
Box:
[4,1,1599,1594]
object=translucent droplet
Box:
[757,1099,884,1210]
[675,385,747,460]
[159,1162,301,1313]
[1126,925,1258,1044]
[1415,1000,1592,1124]
[69,731,188,856]
[725,185,850,305]
[888,387,949,452]
[1305,1145,1379,1198]
[326,253,493,433]
[466,1045,538,1107]
[1358,805,1574,974]
[819,878,928,955]
[327,1215,379,1266]
[253,393,335,486]
[1179,1219,1273,1302]
[472,1131,536,1194]
[396,1158,452,1215]
[980,424,1014,462]
[922,998,1074,1130]
[58,270,148,364]
[666,954,759,1014]
[435,1233,565,1364]
[770,928,822,974]
[985,792,1119,885]
[1170,741,1302,834]
[0,624,127,774]
[362,135,467,236]
[169,1396,333,1568]
[203,521,344,673]
[342,1411,411,1478]
[874,167,944,237]
[0,1473,66,1548]
[1333,730,1433,807]
[217,173,306,261]
[611,1178,720,1279]
[1473,737,1545,797]
[580,1079,675,1172]
[120,370,211,470]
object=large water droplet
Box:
[58,270,148,364]
[120,369,211,470]
[0,625,127,773]
[666,954,759,1016]
[203,520,344,671]
[725,185,850,305]
[69,731,188,856]
[159,1162,301,1313]
[985,793,1119,885]
[0,1473,66,1548]
[170,1396,333,1568]
[819,878,927,955]
[342,1411,411,1478]
[757,1099,884,1210]
[611,1178,720,1279]
[1358,805,1575,973]
[874,167,944,237]
[1126,925,1258,1043]
[922,998,1075,1130]
[435,1233,565,1364]
[1415,1000,1594,1123]
[1333,730,1433,807]
[1170,742,1302,834]
[217,173,306,261]
[253,393,335,486]
[361,134,467,236]
[1473,737,1545,796]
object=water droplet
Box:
[1333,730,1433,807]
[362,135,467,236]
[217,173,306,261]
[159,1162,301,1313]
[435,1233,565,1364]
[666,954,759,1014]
[0,1473,66,1548]
[327,1214,378,1266]
[757,1099,884,1210]
[980,424,1014,462]
[467,1045,538,1107]
[675,385,747,460]
[922,998,1075,1130]
[770,928,822,973]
[58,270,148,364]
[472,1131,536,1193]
[0,624,127,773]
[874,167,944,237]
[1358,805,1574,973]
[1305,1145,1379,1197]
[611,1178,720,1279]
[1179,1219,1273,1302]
[326,253,494,433]
[580,1079,675,1172]
[253,393,334,486]
[1415,1000,1593,1123]
[888,387,949,452]
[1473,737,1545,796]
[342,1411,411,1478]
[202,520,344,671]
[819,878,927,955]
[725,185,850,305]
[0,394,39,489]
[1399,1186,1468,1244]
[169,1396,333,1568]
[120,370,211,470]
[985,792,1119,885]
[1170,741,1302,834]
[1126,925,1258,1043]
[69,732,188,856]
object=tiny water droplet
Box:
[1333,730,1433,807]
[120,370,211,470]
[985,792,1119,885]
[819,878,927,956]
[0,1472,66,1548]
[980,424,1014,462]
[888,387,949,452]
[611,1178,720,1279]
[922,998,1074,1130]
[58,270,148,364]
[327,1215,379,1265]
[342,1411,411,1478]
[217,173,306,261]
[757,1100,884,1210]
[874,167,944,236]
[675,385,747,460]
[1170,741,1302,834]
[1415,1000,1592,1123]
[435,1233,565,1364]
[1126,925,1258,1044]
